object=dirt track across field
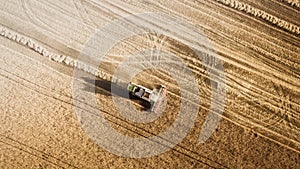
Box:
[0,0,299,168]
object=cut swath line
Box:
[213,0,300,35]
[278,0,300,9]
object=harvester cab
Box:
[127,82,167,112]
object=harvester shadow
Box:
[82,77,150,111]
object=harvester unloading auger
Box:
[127,82,167,112]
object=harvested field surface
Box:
[0,0,299,168]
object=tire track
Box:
[0,136,78,169]
[20,0,61,39]
[72,0,98,27]
[215,46,300,124]
[20,0,91,50]
[224,69,300,126]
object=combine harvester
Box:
[127,82,167,112]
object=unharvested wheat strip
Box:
[0,135,74,168]
[214,0,300,35]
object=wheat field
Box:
[0,0,299,168]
